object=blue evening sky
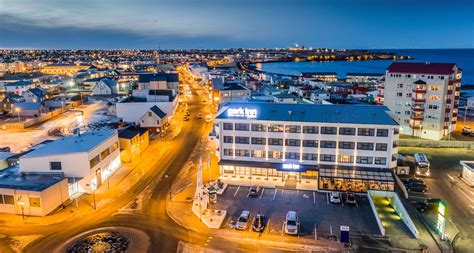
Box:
[0,0,473,49]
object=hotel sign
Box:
[282,163,300,170]
[227,107,257,118]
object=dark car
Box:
[248,185,261,197]
[406,182,428,193]
[414,201,428,212]
[252,213,266,232]
[401,177,425,185]
[345,192,357,205]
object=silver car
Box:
[235,210,250,230]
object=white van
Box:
[284,211,299,235]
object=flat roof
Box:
[0,166,65,191]
[216,101,398,126]
[22,130,117,158]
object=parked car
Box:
[197,113,203,119]
[344,192,357,205]
[406,182,428,193]
[248,185,261,197]
[235,211,250,230]
[252,213,266,232]
[0,147,11,152]
[330,192,341,204]
[284,211,299,235]
[401,177,425,185]
[462,126,474,136]
[183,116,189,121]
[414,201,428,212]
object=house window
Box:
[268,124,284,132]
[2,195,14,205]
[303,140,318,147]
[356,156,373,164]
[357,142,374,150]
[358,128,375,136]
[302,153,317,161]
[235,149,250,157]
[339,127,356,135]
[320,154,335,162]
[321,141,336,148]
[303,126,318,134]
[268,138,283,146]
[29,197,41,208]
[376,129,389,137]
[235,136,250,144]
[100,148,111,160]
[50,161,62,170]
[223,123,233,130]
[251,150,266,158]
[321,127,337,135]
[235,123,249,131]
[375,143,388,151]
[148,112,152,117]
[338,155,353,163]
[251,124,266,132]
[338,142,355,149]
[285,125,301,133]
[375,157,387,165]
[223,136,233,143]
[89,155,101,168]
[223,149,233,156]
[285,152,300,160]
[111,142,119,152]
[285,139,300,146]
[268,151,282,159]
[251,137,266,145]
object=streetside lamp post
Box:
[165,174,172,202]
[15,107,21,123]
[17,198,25,221]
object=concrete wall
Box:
[368,190,420,238]
[367,192,386,236]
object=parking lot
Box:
[210,185,381,238]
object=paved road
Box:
[400,147,474,253]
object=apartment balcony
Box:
[377,94,384,98]
[446,99,452,104]
[412,97,426,103]
[454,95,459,100]
[444,117,450,122]
[377,85,384,90]
[455,86,461,92]
[445,108,451,113]
[412,104,425,112]
[410,114,424,120]
[410,124,423,129]
[452,112,458,117]
[447,90,453,95]
[412,87,427,94]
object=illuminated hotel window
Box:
[268,151,282,159]
[268,124,284,132]
[338,155,353,163]
[303,126,318,134]
[251,150,266,158]
[251,137,266,145]
[285,125,301,133]
[251,124,267,132]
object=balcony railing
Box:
[410,114,424,120]
[412,106,425,112]
[412,87,427,94]
[412,97,426,103]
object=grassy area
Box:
[399,147,474,169]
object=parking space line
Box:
[266,218,270,234]
[272,189,278,201]
[234,186,240,197]
[281,189,285,196]
[326,192,329,205]
[296,190,299,197]
[259,188,265,199]
[313,192,316,205]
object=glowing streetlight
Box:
[15,107,21,123]
[17,198,25,220]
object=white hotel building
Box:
[380,62,462,140]
[214,102,399,192]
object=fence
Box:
[1,101,82,130]
[399,139,474,149]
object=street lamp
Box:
[164,174,172,202]
[17,199,25,220]
[15,107,21,123]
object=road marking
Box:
[260,188,265,199]
[234,186,240,197]
[313,192,316,205]
[330,224,333,235]
[281,189,285,196]
[281,223,285,236]
[326,192,329,205]
[266,218,271,234]
[296,190,299,197]
[272,189,278,201]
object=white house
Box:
[92,78,118,95]
[19,130,121,195]
[140,105,168,130]
[4,80,35,95]
[310,89,330,104]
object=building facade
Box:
[214,102,398,192]
[382,62,462,140]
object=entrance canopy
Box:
[319,167,394,182]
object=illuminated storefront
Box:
[318,167,394,192]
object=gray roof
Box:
[0,166,65,191]
[138,73,179,83]
[216,101,398,126]
[13,102,41,110]
[149,105,167,119]
[4,80,33,87]
[22,130,117,158]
